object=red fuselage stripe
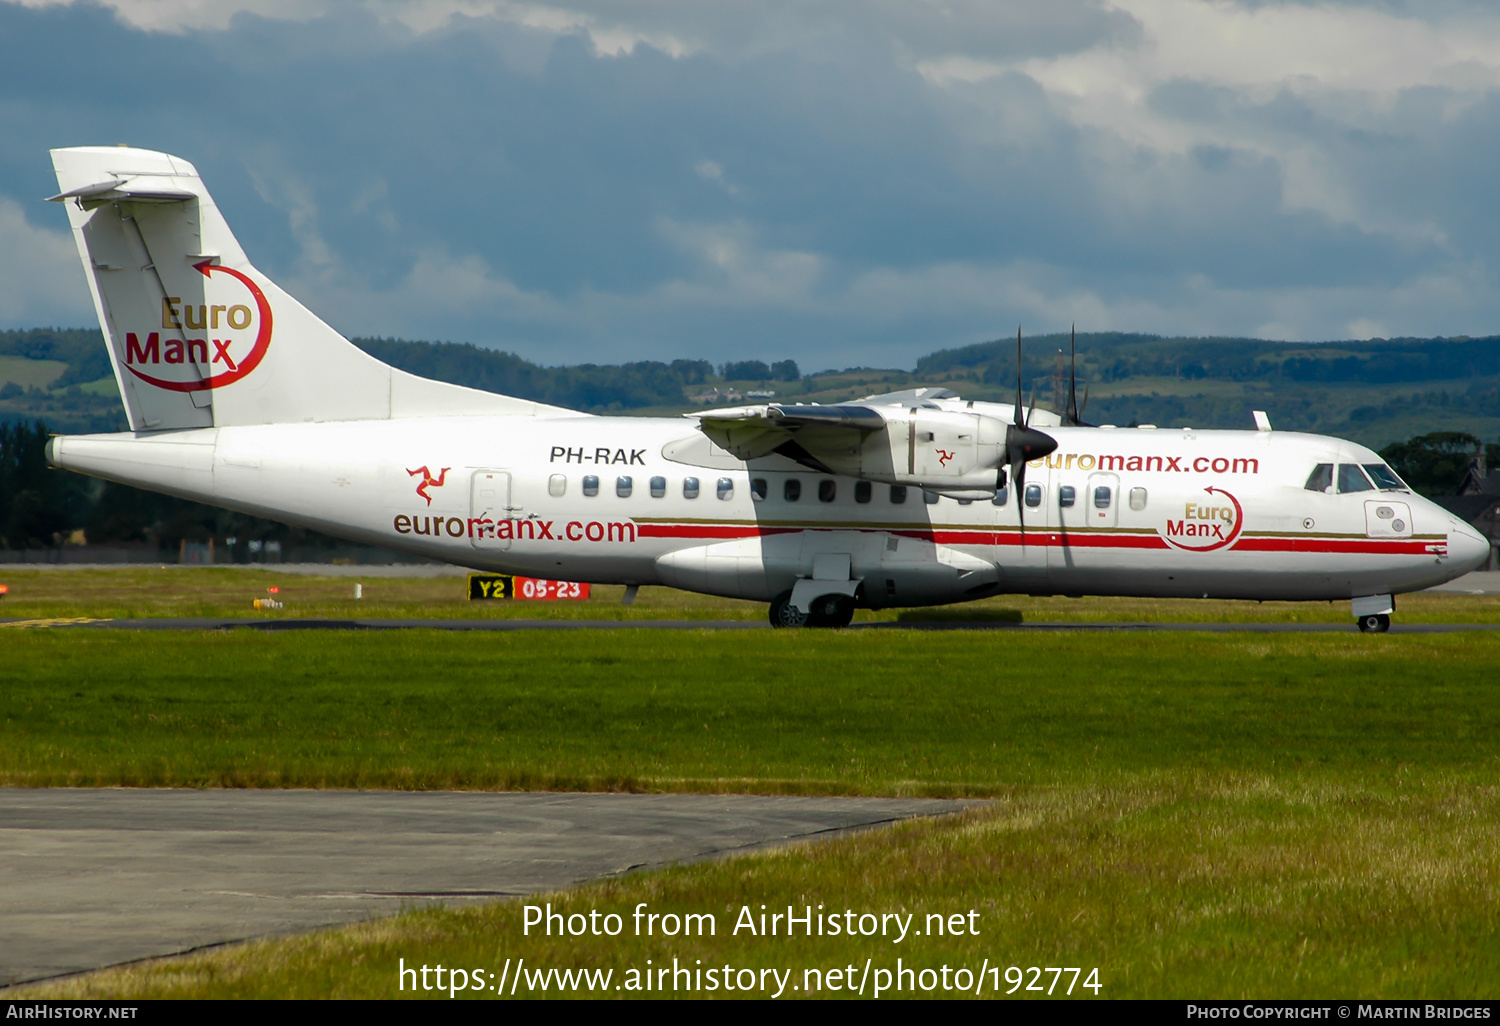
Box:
[634,523,1439,555]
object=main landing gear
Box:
[1353,594,1394,634]
[768,591,855,629]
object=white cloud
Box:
[5,0,700,53]
[959,1,1500,251]
[242,150,336,273]
[6,0,1499,364]
[0,198,95,325]
[693,160,739,196]
[7,0,318,32]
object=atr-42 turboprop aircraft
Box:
[44,146,1490,631]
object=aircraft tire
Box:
[806,594,855,629]
[769,592,810,629]
[1357,613,1391,634]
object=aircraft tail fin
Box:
[49,146,568,431]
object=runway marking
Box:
[0,617,110,629]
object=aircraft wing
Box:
[694,403,888,470]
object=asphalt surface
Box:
[8,563,1500,588]
[3,616,1499,632]
[0,562,468,577]
[0,790,967,988]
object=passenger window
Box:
[855,481,871,504]
[1305,464,1334,492]
[548,474,566,497]
[649,476,666,498]
[1363,463,1407,490]
[1058,485,1076,508]
[717,477,734,500]
[1337,464,1374,493]
[819,480,836,503]
[784,479,801,502]
[582,475,599,497]
[750,478,768,501]
[992,487,1009,507]
[616,476,633,498]
[1129,487,1147,511]
[923,490,939,505]
[1024,483,1043,508]
[890,485,907,504]
[683,477,700,499]
[1094,486,1111,509]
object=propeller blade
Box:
[1004,324,1059,535]
[1013,326,1024,431]
[1014,458,1026,534]
[1080,383,1090,419]
[1065,323,1080,426]
[1004,423,1057,537]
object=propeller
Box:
[1061,323,1093,427]
[1004,326,1058,531]
[1064,324,1079,425]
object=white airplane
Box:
[43,146,1490,632]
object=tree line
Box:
[352,340,798,410]
[916,331,1500,388]
[0,420,337,553]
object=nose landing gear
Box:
[1357,613,1391,633]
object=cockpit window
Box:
[1363,463,1407,491]
[1337,464,1374,493]
[1304,464,1333,492]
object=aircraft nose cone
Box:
[1450,521,1491,572]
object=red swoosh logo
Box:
[125,262,273,392]
[1162,485,1244,552]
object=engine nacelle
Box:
[812,409,1009,491]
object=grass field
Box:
[3,629,1499,791]
[0,354,65,390]
[2,566,1499,623]
[5,628,1500,998]
[3,573,1498,999]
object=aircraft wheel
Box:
[1357,613,1391,634]
[807,594,855,629]
[769,592,809,629]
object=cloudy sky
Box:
[3,0,1499,369]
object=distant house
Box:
[1433,453,1500,570]
[689,387,748,404]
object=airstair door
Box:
[470,470,513,550]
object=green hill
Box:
[3,327,1500,450]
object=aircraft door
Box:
[470,470,514,550]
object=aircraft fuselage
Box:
[50,415,1488,607]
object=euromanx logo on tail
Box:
[123,261,273,392]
